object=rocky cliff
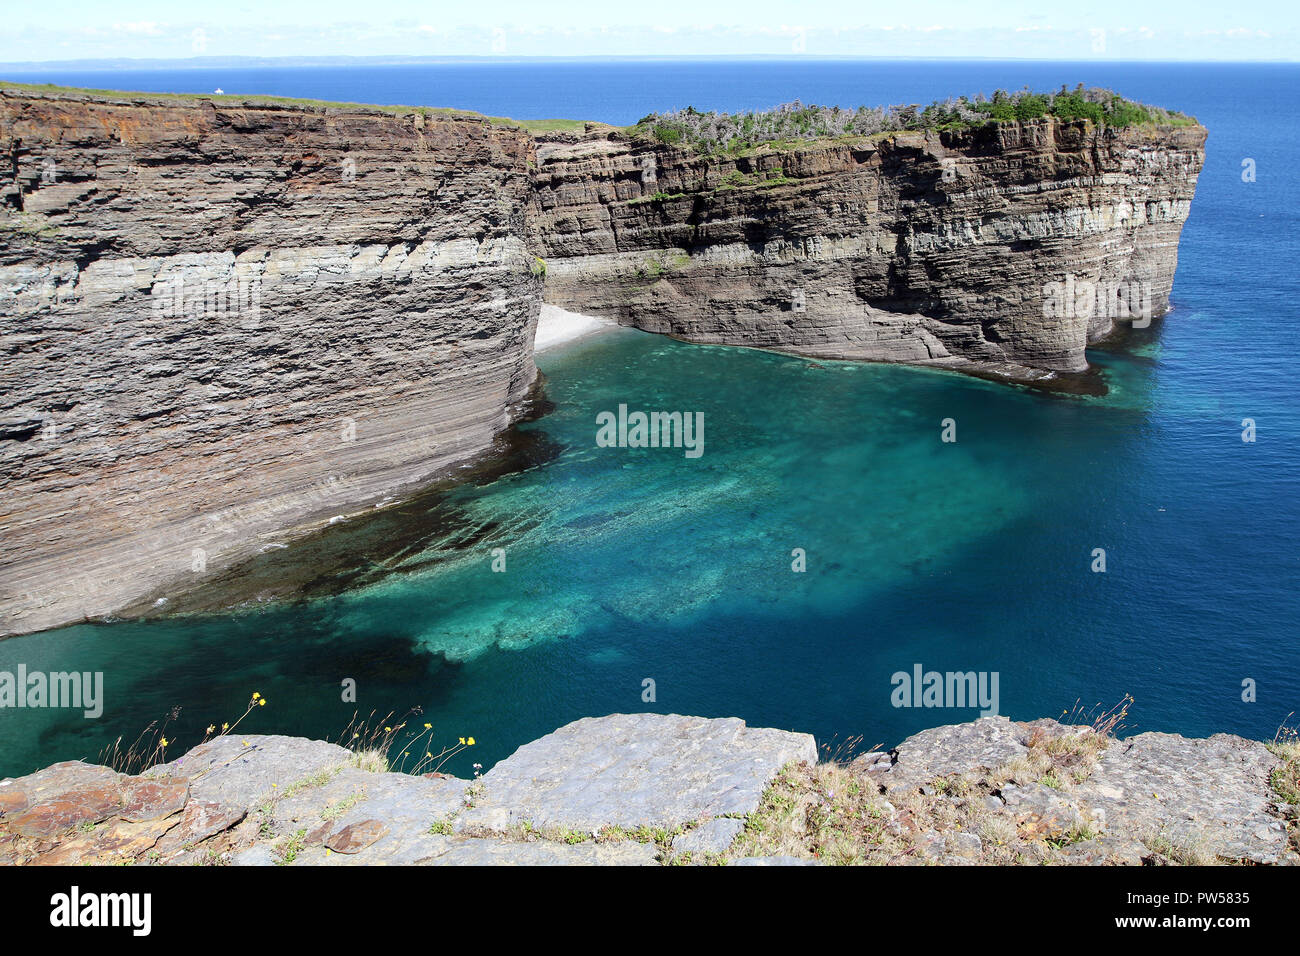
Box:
[532,118,1205,380]
[0,88,1206,637]
[0,88,541,636]
[0,714,1294,866]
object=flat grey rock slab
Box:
[996,782,1088,839]
[256,833,660,866]
[427,838,660,866]
[1056,836,1147,866]
[146,735,353,811]
[458,713,817,832]
[230,845,277,867]
[296,834,456,866]
[271,767,469,863]
[868,716,1080,794]
[1073,732,1289,864]
[730,855,820,866]
[272,767,466,829]
[672,818,745,856]
[330,772,467,830]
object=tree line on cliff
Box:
[632,85,1197,155]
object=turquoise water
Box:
[2,60,1299,778]
[3,322,1296,777]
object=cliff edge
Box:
[0,713,1294,866]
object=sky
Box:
[0,1,1295,63]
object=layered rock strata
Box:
[0,89,1206,636]
[0,89,540,636]
[531,119,1205,378]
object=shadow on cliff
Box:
[119,381,564,621]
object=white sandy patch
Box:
[534,303,615,353]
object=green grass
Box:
[319,793,362,822]
[3,80,1197,155]
[1044,824,1098,849]
[511,118,592,133]
[279,764,343,799]
[0,79,588,134]
[1267,724,1300,856]
[629,87,1199,157]
[627,191,687,205]
[275,828,307,865]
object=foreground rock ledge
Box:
[0,713,1293,866]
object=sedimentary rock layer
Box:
[0,90,541,636]
[0,90,1206,637]
[531,118,1206,378]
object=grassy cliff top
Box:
[1,80,1199,152]
[0,80,588,134]
[629,86,1200,156]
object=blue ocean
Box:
[1,59,1297,778]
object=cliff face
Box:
[0,90,1207,637]
[0,90,541,636]
[531,118,1206,379]
[0,714,1293,866]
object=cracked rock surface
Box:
[2,713,1293,867]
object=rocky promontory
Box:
[1,713,1294,866]
[0,87,1207,636]
[533,117,1205,379]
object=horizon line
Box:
[2,53,1299,69]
